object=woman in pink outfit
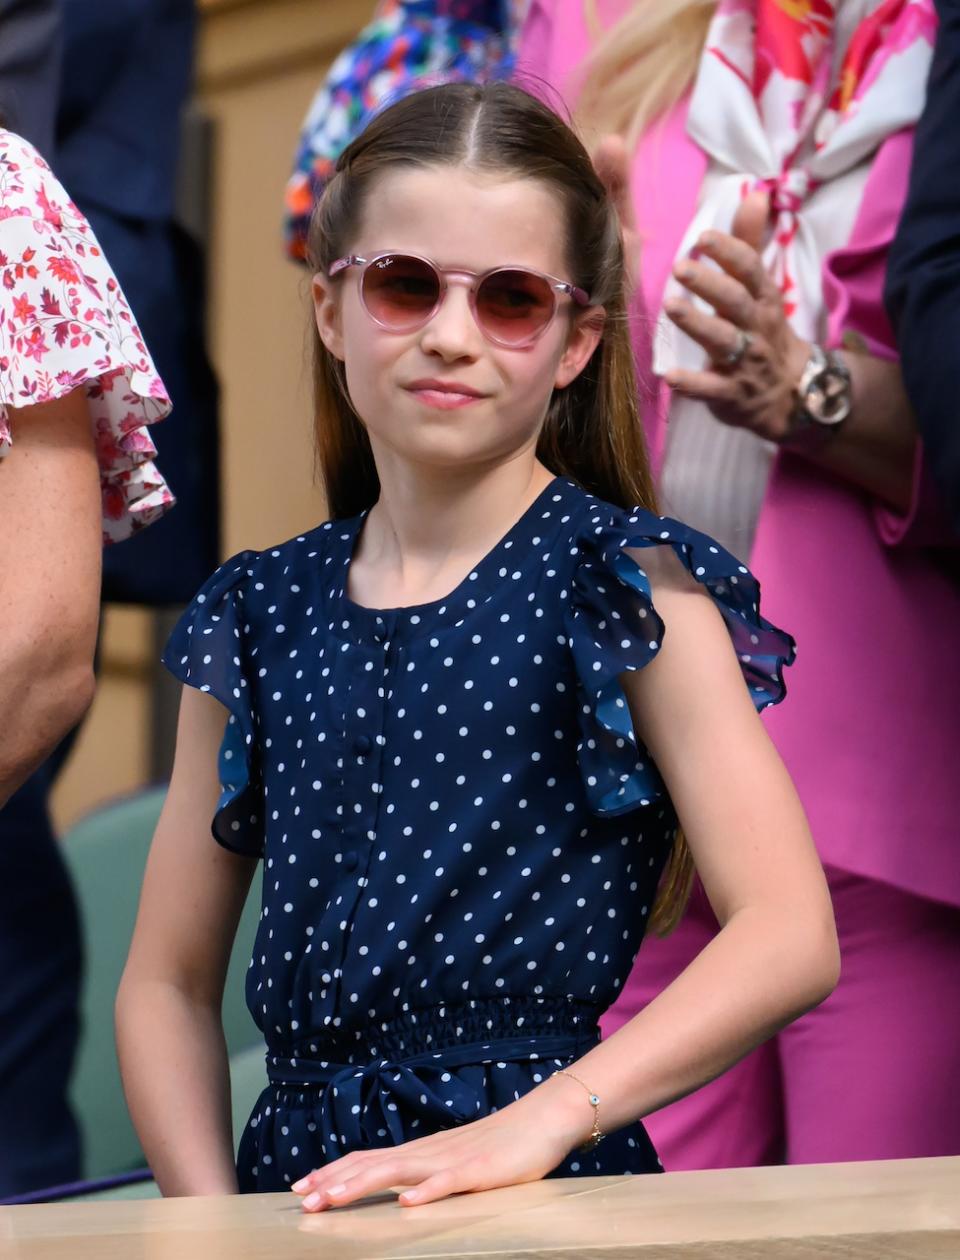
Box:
[518,0,960,1168]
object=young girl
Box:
[116,81,838,1209]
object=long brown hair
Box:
[306,81,692,934]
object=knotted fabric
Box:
[265,1033,589,1147]
[653,0,936,560]
[654,0,936,366]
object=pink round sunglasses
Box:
[329,251,591,348]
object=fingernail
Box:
[326,1183,346,1197]
[302,1192,323,1210]
[664,299,683,316]
[699,232,716,248]
[400,1190,419,1204]
[675,263,693,281]
[291,1177,310,1193]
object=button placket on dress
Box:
[324,610,397,1016]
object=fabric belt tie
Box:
[263,1032,594,1143]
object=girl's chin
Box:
[370,430,535,473]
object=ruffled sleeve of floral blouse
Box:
[566,499,796,816]
[162,553,265,858]
[0,130,173,544]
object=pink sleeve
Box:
[823,127,957,549]
[514,0,597,111]
[516,0,577,108]
[514,0,554,85]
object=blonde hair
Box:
[576,0,716,150]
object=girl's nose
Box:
[418,284,482,360]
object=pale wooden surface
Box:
[3,1159,959,1259]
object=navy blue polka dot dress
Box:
[163,477,794,1191]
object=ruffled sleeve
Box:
[566,501,796,816]
[0,130,173,544]
[162,552,265,858]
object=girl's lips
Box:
[406,387,487,410]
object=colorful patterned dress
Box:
[284,1,529,262]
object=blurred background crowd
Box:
[0,0,957,1204]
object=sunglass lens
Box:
[362,254,439,330]
[476,269,556,344]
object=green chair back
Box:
[62,787,264,1178]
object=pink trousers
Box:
[602,868,960,1168]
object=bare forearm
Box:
[520,905,838,1145]
[0,659,95,805]
[793,351,917,513]
[116,979,239,1196]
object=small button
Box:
[354,734,372,756]
[342,850,359,873]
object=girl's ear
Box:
[554,308,605,389]
[312,273,345,361]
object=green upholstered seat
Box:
[61,787,263,1179]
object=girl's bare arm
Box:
[0,391,100,804]
[545,548,839,1137]
[116,686,259,1195]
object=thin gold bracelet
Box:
[554,1069,604,1152]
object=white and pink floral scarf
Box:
[655,0,937,364]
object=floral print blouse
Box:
[0,130,173,544]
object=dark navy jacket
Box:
[885,0,960,534]
[0,0,61,152]
[57,0,220,603]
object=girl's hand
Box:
[291,1078,589,1211]
[663,192,811,443]
[593,134,641,295]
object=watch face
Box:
[805,351,852,427]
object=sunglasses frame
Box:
[328,251,592,349]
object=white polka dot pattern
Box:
[163,478,794,1190]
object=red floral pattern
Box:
[0,130,174,544]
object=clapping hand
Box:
[662,191,812,442]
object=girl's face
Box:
[313,165,603,476]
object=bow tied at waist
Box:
[263,1032,592,1153]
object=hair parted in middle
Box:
[308,79,656,523]
[307,79,691,933]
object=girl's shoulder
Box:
[561,478,796,717]
[161,516,357,708]
[187,515,361,608]
[557,480,795,814]
[559,479,701,561]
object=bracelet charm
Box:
[554,1069,604,1152]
